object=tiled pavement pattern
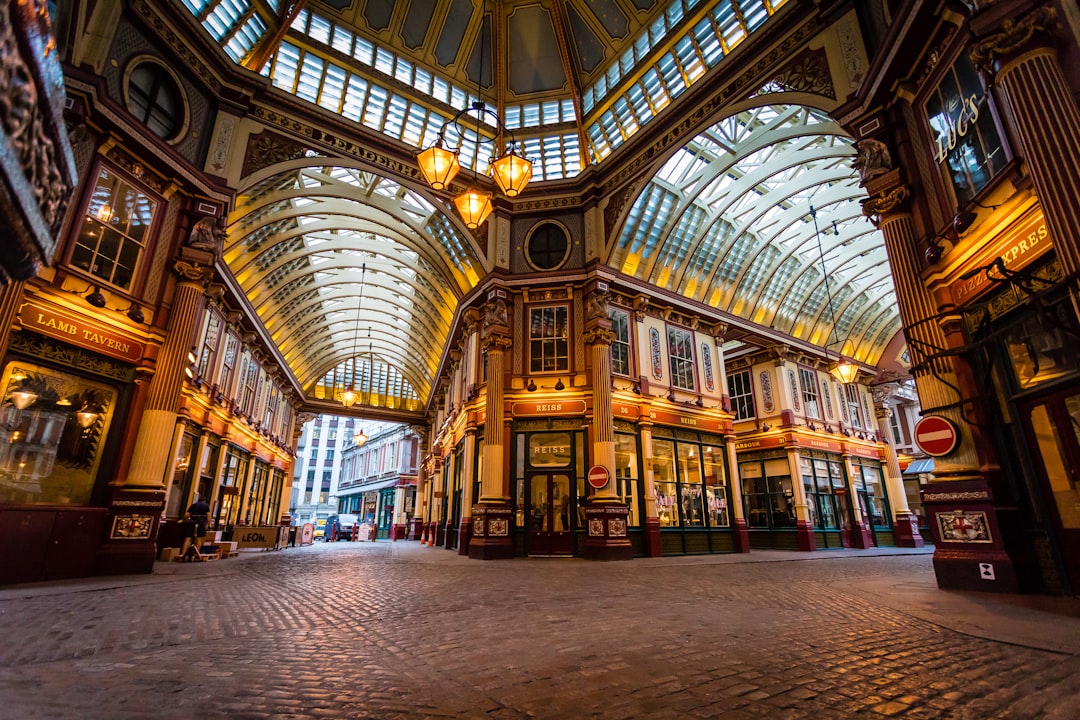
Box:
[1,542,1079,719]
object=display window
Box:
[166,430,199,517]
[653,432,731,529]
[614,431,642,526]
[0,361,118,506]
[851,458,891,530]
[739,451,793,529]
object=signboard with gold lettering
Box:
[20,302,144,363]
[951,212,1050,304]
[512,400,587,416]
[649,409,724,434]
[796,436,843,454]
[734,434,787,451]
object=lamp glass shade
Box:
[491,151,532,197]
[354,429,368,447]
[453,187,493,228]
[829,359,860,384]
[76,410,100,428]
[9,391,38,410]
[416,145,460,190]
[340,386,359,408]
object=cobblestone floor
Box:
[1,541,1079,719]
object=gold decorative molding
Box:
[971,6,1060,71]
[861,185,911,223]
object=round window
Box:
[526,223,569,270]
[126,62,184,141]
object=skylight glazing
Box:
[616,103,899,366]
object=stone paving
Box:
[1,541,1079,719]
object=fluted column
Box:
[871,386,924,548]
[863,182,980,477]
[96,260,210,576]
[639,416,662,557]
[122,262,210,488]
[0,280,26,354]
[972,6,1080,280]
[457,426,477,555]
[581,289,632,560]
[586,325,618,499]
[469,294,514,559]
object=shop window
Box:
[924,53,1007,205]
[529,305,569,373]
[166,432,198,517]
[0,362,117,506]
[614,432,641,526]
[126,60,185,141]
[844,384,864,429]
[526,222,570,270]
[667,326,695,390]
[196,310,222,381]
[609,307,631,376]
[727,369,755,420]
[799,367,820,419]
[702,445,729,527]
[889,407,903,445]
[739,456,794,529]
[71,167,158,291]
[853,459,890,529]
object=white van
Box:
[325,513,360,541]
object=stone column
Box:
[972,6,1080,283]
[408,427,427,541]
[639,415,662,557]
[864,169,1025,591]
[469,294,514,559]
[724,431,750,553]
[0,280,26,353]
[457,426,477,555]
[871,385,924,547]
[787,450,816,551]
[95,260,210,576]
[427,456,443,547]
[581,292,632,560]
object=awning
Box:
[904,458,935,475]
[335,477,402,497]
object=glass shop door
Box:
[526,473,573,557]
[1020,389,1080,592]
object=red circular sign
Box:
[587,465,610,489]
[914,416,959,457]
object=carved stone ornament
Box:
[483,297,508,328]
[861,185,911,223]
[762,47,835,98]
[971,6,1059,72]
[586,289,609,321]
[852,139,893,185]
[241,129,311,178]
[186,215,226,255]
[583,327,617,346]
[0,0,77,283]
[173,260,213,283]
[482,333,513,351]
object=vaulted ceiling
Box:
[180,0,902,415]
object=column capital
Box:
[971,5,1060,73]
[482,333,513,351]
[173,260,213,284]
[861,183,911,226]
[583,327,616,346]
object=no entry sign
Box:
[914,416,959,457]
[587,465,610,489]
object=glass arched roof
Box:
[225,164,484,408]
[615,104,900,366]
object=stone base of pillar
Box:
[390,523,408,541]
[796,520,816,551]
[643,517,662,557]
[468,504,514,560]
[407,517,423,541]
[94,486,166,577]
[855,521,874,549]
[435,522,446,547]
[457,517,472,555]
[732,518,751,553]
[582,504,633,561]
[922,478,1040,593]
[892,512,925,548]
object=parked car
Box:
[324,513,359,541]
